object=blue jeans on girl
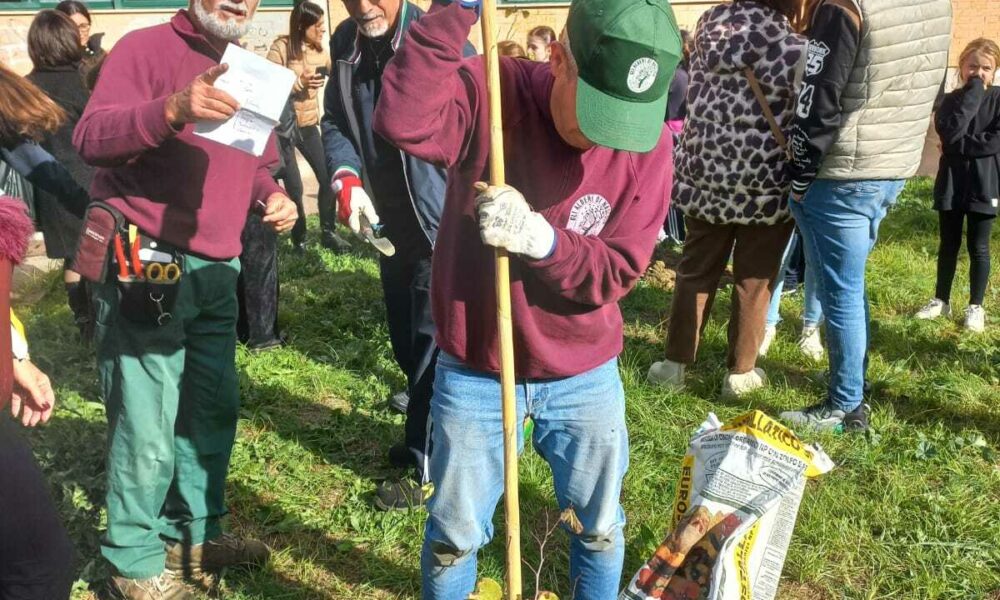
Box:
[765,230,824,328]
[789,178,905,411]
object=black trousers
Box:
[237,213,280,346]
[379,253,437,478]
[0,419,75,599]
[278,125,336,243]
[935,210,995,305]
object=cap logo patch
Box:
[567,194,612,237]
[627,57,658,94]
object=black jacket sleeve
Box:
[787,2,861,195]
[937,81,1000,158]
[936,79,985,145]
[1,141,89,218]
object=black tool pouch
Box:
[116,236,184,327]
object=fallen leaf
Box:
[468,578,503,600]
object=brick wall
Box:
[951,0,1000,63]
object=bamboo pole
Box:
[479,0,522,598]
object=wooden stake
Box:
[479,0,522,598]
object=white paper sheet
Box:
[194,44,296,156]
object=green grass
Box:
[14,177,1000,599]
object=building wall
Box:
[3,0,996,73]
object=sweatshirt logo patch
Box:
[567,194,611,237]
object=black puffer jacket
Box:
[673,1,805,226]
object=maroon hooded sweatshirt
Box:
[73,10,283,260]
[374,2,673,379]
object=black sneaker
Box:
[321,230,352,254]
[373,478,433,512]
[780,401,869,433]
[388,390,409,414]
[388,443,416,469]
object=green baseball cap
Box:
[568,0,682,152]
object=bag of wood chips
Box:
[621,411,834,600]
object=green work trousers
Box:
[94,255,241,579]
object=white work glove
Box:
[333,174,381,235]
[474,182,556,260]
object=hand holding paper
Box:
[165,63,240,128]
[193,44,296,156]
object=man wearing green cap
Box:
[374,0,680,596]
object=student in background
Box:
[915,38,1000,333]
[267,1,351,253]
[648,0,805,399]
[525,25,555,62]
[55,0,105,80]
[26,10,96,342]
[498,40,526,59]
[662,28,692,245]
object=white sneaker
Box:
[797,326,824,361]
[964,304,986,332]
[647,360,685,390]
[721,368,767,398]
[758,325,777,357]
[915,298,951,320]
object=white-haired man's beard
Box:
[356,9,389,38]
[193,0,252,41]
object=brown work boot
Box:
[104,572,195,600]
[165,533,271,575]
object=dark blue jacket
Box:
[321,2,474,246]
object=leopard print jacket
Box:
[673,2,806,226]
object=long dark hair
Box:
[28,9,84,69]
[288,1,324,62]
[55,0,92,24]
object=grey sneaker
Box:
[758,325,777,357]
[105,572,195,600]
[915,298,950,320]
[721,368,767,398]
[647,360,685,390]
[374,478,434,512]
[797,326,825,361]
[780,401,869,433]
[388,390,410,414]
[964,304,986,332]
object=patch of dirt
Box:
[777,581,833,600]
[644,243,734,293]
[645,260,676,291]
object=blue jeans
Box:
[789,179,905,411]
[422,353,628,600]
[766,231,824,328]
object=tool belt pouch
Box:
[117,236,184,327]
[71,201,124,283]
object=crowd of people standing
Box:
[0,0,996,598]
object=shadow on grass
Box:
[225,479,421,599]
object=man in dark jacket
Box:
[322,0,472,511]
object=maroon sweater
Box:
[374,2,673,379]
[73,11,282,260]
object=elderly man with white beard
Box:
[73,0,297,596]
[321,0,474,511]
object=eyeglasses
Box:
[77,23,91,32]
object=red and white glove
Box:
[332,174,380,235]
